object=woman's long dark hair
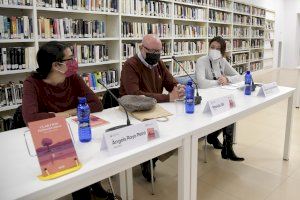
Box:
[209,36,226,57]
[33,41,68,79]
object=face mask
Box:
[57,59,78,77]
[145,53,161,66]
[209,49,222,61]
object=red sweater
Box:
[22,74,103,124]
[120,55,178,102]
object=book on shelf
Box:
[225,40,231,51]
[250,61,263,72]
[0,15,33,39]
[174,4,206,21]
[0,0,32,6]
[38,17,105,39]
[233,14,251,25]
[0,81,23,109]
[174,24,206,38]
[233,27,250,38]
[209,10,231,23]
[251,29,264,37]
[173,41,206,55]
[232,53,248,64]
[233,2,250,14]
[122,42,171,60]
[173,60,196,76]
[265,21,274,30]
[208,25,231,38]
[69,44,109,64]
[234,65,246,75]
[252,7,265,17]
[252,17,265,27]
[250,51,263,61]
[264,41,273,49]
[0,47,35,71]
[122,0,170,17]
[251,39,264,48]
[0,115,14,132]
[176,0,207,6]
[37,0,118,12]
[121,21,170,38]
[81,69,118,91]
[233,39,250,50]
[265,32,274,40]
[209,0,231,10]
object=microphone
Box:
[172,56,202,105]
[97,79,131,132]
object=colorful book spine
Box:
[0,15,33,39]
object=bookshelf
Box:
[0,0,275,114]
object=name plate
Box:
[100,120,160,156]
[203,95,236,116]
[257,82,280,97]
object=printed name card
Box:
[203,95,236,116]
[257,82,280,97]
[100,120,160,156]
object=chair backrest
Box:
[12,105,26,129]
[102,88,120,109]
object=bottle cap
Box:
[246,70,250,74]
[78,97,86,104]
[187,79,193,85]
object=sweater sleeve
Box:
[121,62,170,102]
[76,75,103,113]
[160,61,178,92]
[196,57,219,89]
[223,59,242,83]
[22,79,55,125]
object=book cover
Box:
[72,114,109,127]
[28,117,79,177]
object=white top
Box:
[196,55,242,89]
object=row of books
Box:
[81,70,118,90]
[232,53,248,64]
[121,21,170,38]
[176,0,207,6]
[122,42,171,60]
[38,17,105,39]
[250,51,263,61]
[264,41,273,49]
[225,40,231,51]
[234,65,246,75]
[233,27,250,37]
[209,0,230,10]
[251,39,264,48]
[37,0,118,12]
[265,32,274,40]
[209,10,231,23]
[250,61,263,72]
[266,21,274,30]
[0,15,33,39]
[233,2,250,14]
[0,47,35,72]
[233,14,250,25]
[0,0,32,6]
[208,26,231,38]
[174,24,206,38]
[252,17,265,26]
[0,81,23,108]
[122,0,170,17]
[252,7,265,17]
[174,5,206,21]
[252,29,264,37]
[69,44,109,64]
[173,60,196,76]
[173,41,206,55]
[0,115,14,132]
[233,40,250,50]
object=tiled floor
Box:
[60,100,300,200]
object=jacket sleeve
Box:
[223,59,242,83]
[195,58,219,89]
[22,79,55,125]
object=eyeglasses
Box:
[61,57,75,62]
[142,45,162,54]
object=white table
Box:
[187,86,295,200]
[0,105,191,200]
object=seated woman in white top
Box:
[195,36,244,161]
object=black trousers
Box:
[208,124,234,143]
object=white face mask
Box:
[209,49,222,61]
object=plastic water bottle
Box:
[77,97,91,142]
[244,71,252,95]
[185,79,195,114]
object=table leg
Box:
[126,168,133,200]
[117,171,127,200]
[190,135,198,200]
[283,95,294,160]
[178,137,191,200]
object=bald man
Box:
[120,34,185,102]
[120,34,184,182]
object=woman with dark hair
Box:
[195,36,244,161]
[22,41,115,199]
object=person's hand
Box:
[177,84,185,99]
[218,76,229,86]
[170,85,185,102]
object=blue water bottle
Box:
[185,79,195,114]
[244,71,252,95]
[77,97,91,142]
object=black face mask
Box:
[145,53,160,66]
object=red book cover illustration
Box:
[28,117,79,177]
[72,114,109,127]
